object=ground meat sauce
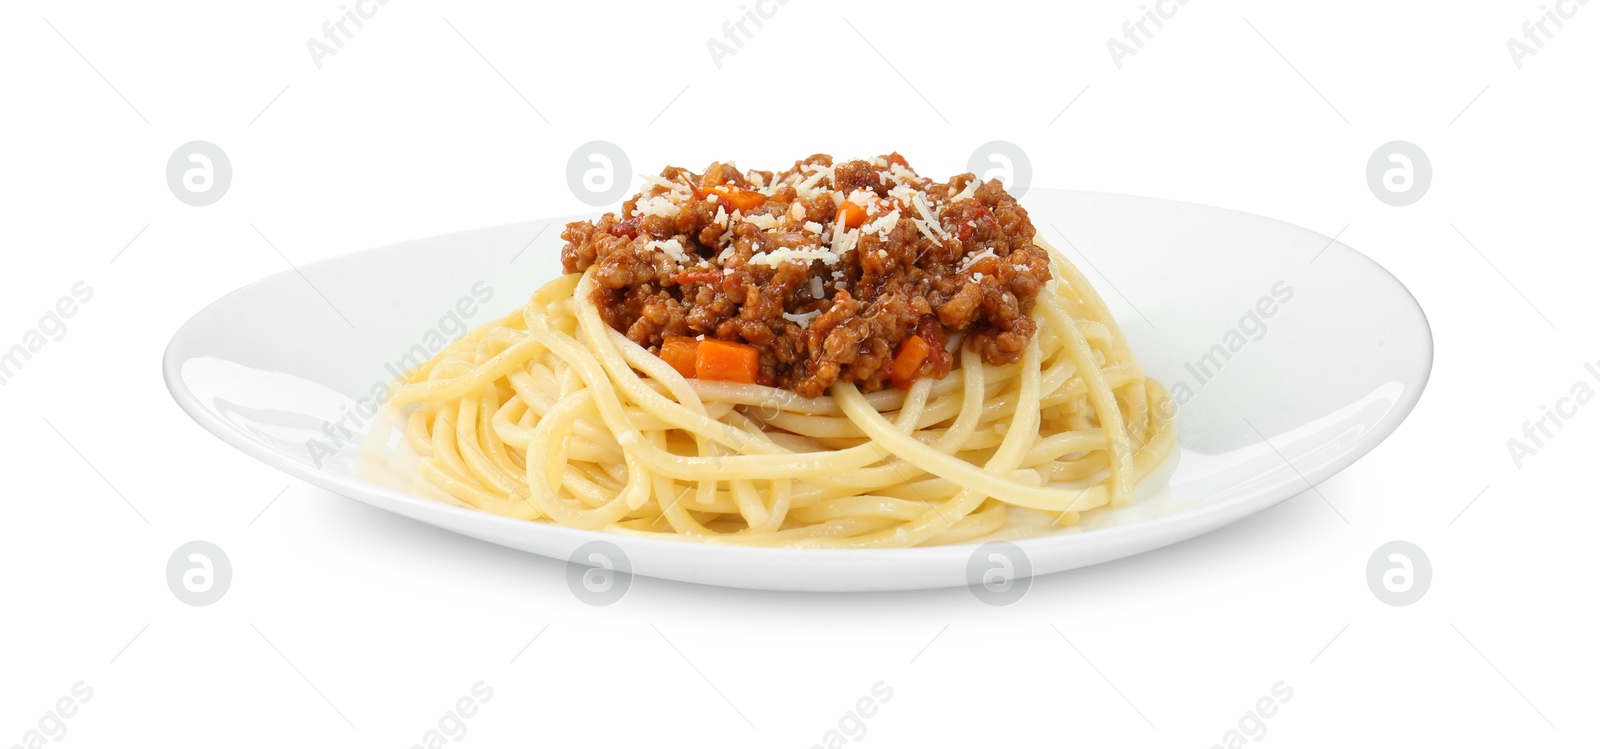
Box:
[559,153,1051,398]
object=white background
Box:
[2,1,1597,746]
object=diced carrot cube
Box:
[659,335,700,379]
[837,200,867,229]
[889,335,931,389]
[710,185,767,212]
[695,338,760,384]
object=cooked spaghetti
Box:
[389,155,1174,547]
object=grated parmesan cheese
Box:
[835,230,859,255]
[948,178,979,202]
[749,248,841,268]
[644,238,690,264]
[794,164,834,200]
[634,194,681,218]
[888,183,916,207]
[830,212,858,256]
[615,158,1004,291]
[862,209,900,238]
[641,174,691,195]
[911,192,951,240]
[959,248,997,271]
[782,309,822,327]
[743,213,782,230]
[887,163,920,187]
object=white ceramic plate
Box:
[164,189,1431,591]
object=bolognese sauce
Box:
[559,153,1052,398]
